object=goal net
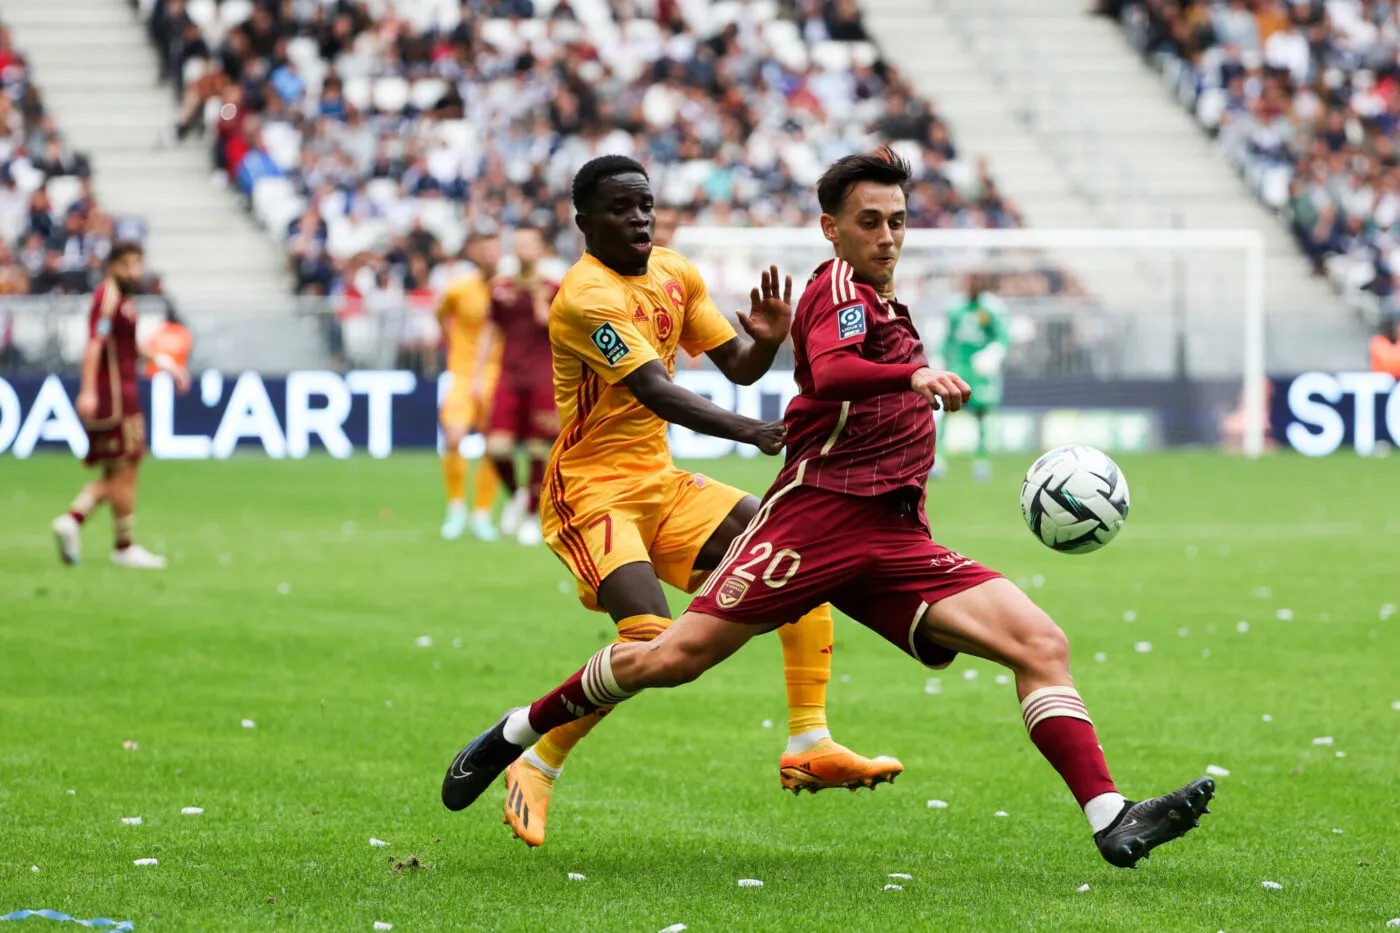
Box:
[673,226,1268,458]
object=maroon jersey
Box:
[773,258,934,499]
[87,280,140,425]
[490,276,558,389]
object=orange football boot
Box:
[502,758,554,847]
[779,738,904,794]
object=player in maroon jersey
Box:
[483,227,560,546]
[51,242,190,569]
[441,152,1214,869]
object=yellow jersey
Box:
[437,272,500,377]
[547,248,737,487]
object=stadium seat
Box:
[811,41,853,72]
[261,122,304,173]
[481,19,520,52]
[342,76,372,112]
[45,176,84,216]
[410,79,447,112]
[286,37,322,74]
[186,0,217,35]
[220,0,253,29]
[372,77,411,115]
[364,178,401,209]
[251,176,297,228]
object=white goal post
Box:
[673,226,1267,459]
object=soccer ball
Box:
[1019,446,1130,554]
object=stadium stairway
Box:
[1,0,293,306]
[864,0,1364,374]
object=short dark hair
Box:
[571,155,648,211]
[816,148,914,215]
[107,240,143,265]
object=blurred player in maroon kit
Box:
[443,151,1216,869]
[51,242,190,569]
[483,227,560,546]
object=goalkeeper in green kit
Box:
[936,273,1010,482]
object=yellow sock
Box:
[442,450,466,502]
[533,613,671,772]
[780,605,833,737]
[471,457,499,512]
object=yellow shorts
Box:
[439,370,496,431]
[542,467,751,612]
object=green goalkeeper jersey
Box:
[942,292,1011,407]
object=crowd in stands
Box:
[1123,0,1400,319]
[0,20,149,301]
[146,0,1028,313]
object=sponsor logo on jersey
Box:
[716,576,749,609]
[836,304,866,340]
[590,322,630,366]
[633,307,648,323]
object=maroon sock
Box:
[527,457,546,513]
[491,457,519,496]
[526,646,635,735]
[68,510,87,526]
[1026,709,1117,807]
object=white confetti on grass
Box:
[1123,611,1137,623]
[1237,621,1250,633]
[1185,545,1198,559]
[760,719,772,729]
[1031,574,1045,588]
[1391,701,1400,711]
[658,926,688,933]
[737,879,763,888]
[1202,649,1211,659]
[1254,586,1272,599]
[369,838,390,848]
[963,669,978,681]
[1385,919,1400,928]
[1134,642,1153,653]
[994,810,1009,817]
[1177,627,1190,637]
[121,817,142,825]
[1333,828,1344,834]
[1380,603,1395,621]
[1206,765,1230,777]
[66,789,76,795]
[241,719,256,729]
[1312,736,1334,746]
[1076,883,1091,893]
[883,884,903,891]
[133,859,158,867]
[277,582,291,595]
[414,636,433,648]
[1276,609,1294,621]
[995,673,1011,685]
[1262,714,1273,722]
[567,872,586,882]
[181,807,203,815]
[927,799,948,809]
[374,923,393,931]
[30,866,39,872]
[888,873,912,880]
[1094,652,1107,663]
[1335,751,1347,758]
[1261,880,1283,890]
[122,741,138,750]
[924,678,942,695]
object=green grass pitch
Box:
[1,450,1397,931]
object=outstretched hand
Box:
[736,265,793,348]
[911,368,972,412]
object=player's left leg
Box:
[915,578,1213,867]
[515,389,558,547]
[52,477,106,566]
[105,456,166,569]
[675,484,902,794]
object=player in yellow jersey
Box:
[437,232,503,541]
[486,155,902,847]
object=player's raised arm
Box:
[703,265,793,386]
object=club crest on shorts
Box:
[716,576,750,609]
[590,322,629,366]
[836,304,866,340]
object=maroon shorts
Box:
[84,413,145,469]
[689,485,1002,668]
[488,383,558,441]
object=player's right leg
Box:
[52,478,106,566]
[104,459,166,569]
[443,607,773,815]
[914,579,1213,868]
[439,421,472,541]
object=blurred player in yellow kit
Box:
[491,156,902,847]
[437,232,504,541]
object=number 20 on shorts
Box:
[732,542,802,588]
